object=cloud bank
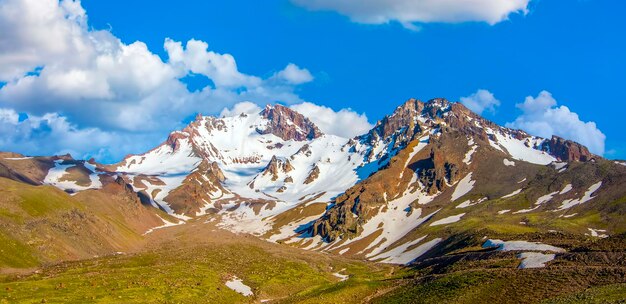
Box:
[506,91,606,155]
[292,0,530,29]
[0,0,317,162]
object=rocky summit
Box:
[1,98,626,303]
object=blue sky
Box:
[0,0,624,162]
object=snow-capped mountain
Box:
[27,98,626,265]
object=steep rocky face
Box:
[303,165,321,184]
[261,156,294,181]
[310,128,469,242]
[542,135,594,162]
[163,159,230,216]
[366,98,425,141]
[258,104,323,141]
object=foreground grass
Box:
[0,243,397,303]
[543,283,626,304]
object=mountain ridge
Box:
[1,98,623,266]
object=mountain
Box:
[1,98,625,303]
[8,99,626,257]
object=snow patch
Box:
[430,213,465,226]
[332,269,349,281]
[536,191,558,205]
[225,277,253,297]
[552,162,568,172]
[503,159,516,167]
[501,189,522,199]
[43,160,102,192]
[463,138,478,165]
[372,237,442,265]
[143,215,185,235]
[559,184,573,195]
[456,197,487,209]
[518,252,556,269]
[451,173,475,201]
[483,239,565,253]
[487,130,556,165]
[586,228,608,238]
[558,182,602,210]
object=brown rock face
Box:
[262,156,295,181]
[165,131,188,151]
[163,159,229,216]
[542,136,593,162]
[257,105,323,141]
[366,98,424,141]
[304,165,320,185]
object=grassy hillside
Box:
[0,224,399,303]
[0,177,166,269]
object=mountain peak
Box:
[258,104,323,141]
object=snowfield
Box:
[44,160,102,192]
[483,239,565,253]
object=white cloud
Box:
[460,89,500,115]
[275,63,314,84]
[290,102,373,138]
[292,0,530,29]
[0,108,119,159]
[219,101,261,117]
[0,0,91,80]
[164,38,261,88]
[0,0,314,162]
[506,91,606,155]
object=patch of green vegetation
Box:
[0,207,23,223]
[550,212,604,232]
[484,222,538,234]
[544,283,626,304]
[371,271,499,304]
[17,186,81,217]
[454,216,537,235]
[0,231,38,268]
[0,243,395,303]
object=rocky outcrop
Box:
[262,156,294,181]
[542,136,593,162]
[365,98,425,143]
[416,149,460,195]
[304,165,320,185]
[257,105,323,141]
[163,159,229,216]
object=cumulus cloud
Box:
[219,101,262,117]
[275,63,314,84]
[506,91,606,155]
[164,39,261,88]
[460,89,500,115]
[292,0,530,29]
[290,102,373,138]
[0,0,315,162]
[0,108,125,159]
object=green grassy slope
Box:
[0,242,398,303]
